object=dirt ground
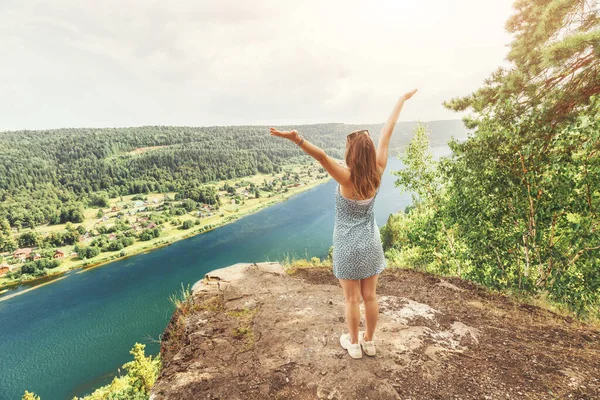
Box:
[151,262,600,400]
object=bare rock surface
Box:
[151,262,600,399]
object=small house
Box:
[53,249,65,259]
[0,264,9,276]
[111,206,120,212]
[29,253,41,261]
[147,222,157,229]
[13,248,32,261]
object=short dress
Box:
[332,184,387,280]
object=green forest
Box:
[382,0,599,317]
[0,120,465,238]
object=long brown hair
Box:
[345,131,381,199]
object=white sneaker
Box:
[339,333,362,359]
[359,331,376,356]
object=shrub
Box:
[75,245,100,260]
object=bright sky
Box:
[0,0,515,131]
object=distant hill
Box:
[277,119,468,149]
[0,120,466,228]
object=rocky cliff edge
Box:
[151,262,600,399]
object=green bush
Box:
[139,228,160,241]
[20,259,60,275]
[75,245,100,260]
[73,343,160,400]
[107,241,124,252]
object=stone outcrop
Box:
[151,262,600,399]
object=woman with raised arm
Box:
[270,89,418,359]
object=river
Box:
[0,153,447,399]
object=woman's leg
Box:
[360,274,379,341]
[338,278,362,344]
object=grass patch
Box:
[227,306,259,350]
[164,283,197,348]
[232,326,253,338]
[226,307,257,319]
[169,283,195,315]
[281,255,332,275]
[198,295,226,313]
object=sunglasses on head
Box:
[347,130,369,140]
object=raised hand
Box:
[269,127,299,142]
[402,89,418,101]
[377,89,417,172]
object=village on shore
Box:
[0,163,329,289]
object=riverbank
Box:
[0,170,330,292]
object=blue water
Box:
[0,157,413,400]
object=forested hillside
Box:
[0,121,466,232]
[382,0,600,317]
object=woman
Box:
[270,89,418,359]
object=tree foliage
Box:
[75,245,101,260]
[445,0,600,127]
[385,1,600,316]
[22,391,40,400]
[20,259,60,275]
[0,218,17,252]
[63,343,160,400]
[387,125,463,276]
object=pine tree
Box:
[445,0,600,127]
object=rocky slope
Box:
[151,262,600,399]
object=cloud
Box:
[0,0,515,130]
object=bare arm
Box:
[269,128,351,185]
[376,89,418,172]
